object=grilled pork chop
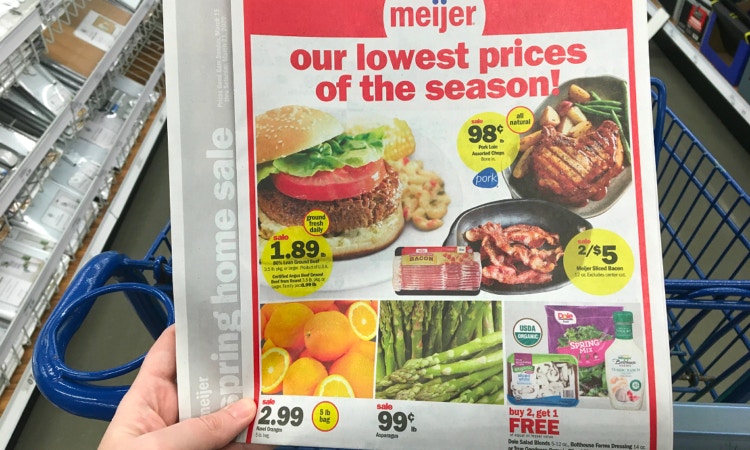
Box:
[530,120,624,206]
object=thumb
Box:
[142,398,257,450]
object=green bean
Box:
[610,110,631,163]
[576,104,624,117]
[583,99,623,108]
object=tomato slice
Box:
[272,160,386,201]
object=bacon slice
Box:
[464,221,564,286]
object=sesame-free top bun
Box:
[255,105,344,164]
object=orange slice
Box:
[346,301,378,341]
[314,374,355,398]
[261,347,290,394]
[261,338,276,354]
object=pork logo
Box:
[555,311,577,325]
[473,167,499,188]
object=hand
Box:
[99,325,258,450]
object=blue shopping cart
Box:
[32,222,174,420]
[31,79,750,443]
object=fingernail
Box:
[226,398,257,421]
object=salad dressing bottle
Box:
[604,311,645,410]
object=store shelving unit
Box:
[647,1,750,147]
[0,0,166,444]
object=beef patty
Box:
[258,163,402,234]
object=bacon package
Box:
[392,246,481,295]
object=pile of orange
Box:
[260,300,378,399]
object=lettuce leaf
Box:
[257,128,385,182]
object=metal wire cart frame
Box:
[650,79,750,447]
[31,79,750,445]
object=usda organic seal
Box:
[513,318,543,347]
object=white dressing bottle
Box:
[605,311,645,410]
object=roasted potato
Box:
[512,146,535,178]
[568,84,591,104]
[567,120,593,138]
[539,105,560,127]
[519,129,542,152]
[558,116,575,135]
[566,105,587,124]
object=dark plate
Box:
[443,199,592,295]
[503,76,632,218]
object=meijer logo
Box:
[385,0,485,37]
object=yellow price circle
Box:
[304,210,329,236]
[457,111,520,173]
[312,401,339,432]
[260,225,333,297]
[563,229,634,296]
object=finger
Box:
[139,398,257,450]
[135,324,177,383]
[108,325,179,432]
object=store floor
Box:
[9,41,750,449]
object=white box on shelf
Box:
[10,179,84,242]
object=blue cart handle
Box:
[32,251,175,421]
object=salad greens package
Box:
[545,305,623,397]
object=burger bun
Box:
[255,105,344,164]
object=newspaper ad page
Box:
[163,0,248,432]
[168,0,672,448]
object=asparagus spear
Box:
[378,345,504,387]
[401,301,414,361]
[454,374,504,403]
[419,347,504,379]
[377,376,446,400]
[376,338,386,381]
[422,300,433,356]
[476,389,506,405]
[492,301,502,332]
[375,331,504,389]
[442,302,462,350]
[428,301,444,354]
[378,302,396,376]
[411,301,425,359]
[482,304,494,336]
[450,301,489,348]
[415,363,504,402]
[391,301,407,368]
[405,330,503,370]
[377,382,412,399]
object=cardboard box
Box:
[699,0,750,85]
[676,0,711,43]
[45,0,132,78]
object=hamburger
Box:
[255,105,404,259]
